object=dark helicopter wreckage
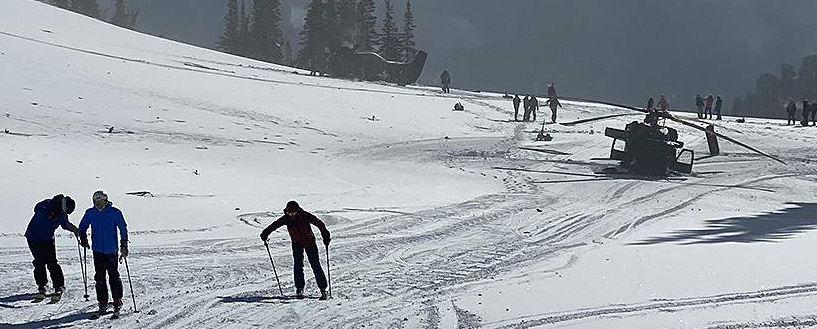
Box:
[523,99,786,177]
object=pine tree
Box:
[336,0,357,47]
[238,0,251,56]
[356,0,377,51]
[249,0,285,62]
[400,0,416,61]
[299,0,326,68]
[111,0,138,29]
[378,0,400,61]
[218,0,240,53]
[71,0,99,18]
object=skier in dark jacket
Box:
[704,94,715,119]
[546,97,563,123]
[78,191,129,317]
[522,96,531,121]
[714,95,723,120]
[530,96,539,122]
[785,99,797,125]
[646,97,655,112]
[802,98,811,126]
[695,94,704,119]
[512,95,521,121]
[261,201,331,300]
[25,194,77,300]
[440,70,451,93]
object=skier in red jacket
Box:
[261,201,331,300]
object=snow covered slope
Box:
[2,1,817,328]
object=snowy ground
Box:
[3,1,817,328]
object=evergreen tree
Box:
[400,0,416,61]
[337,0,358,47]
[111,0,138,29]
[71,0,99,18]
[249,0,285,62]
[238,0,251,56]
[299,0,327,68]
[356,0,377,51]
[217,0,240,53]
[378,0,400,61]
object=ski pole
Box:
[78,238,89,301]
[123,256,139,313]
[325,244,331,298]
[264,241,284,296]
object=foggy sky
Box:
[114,0,817,113]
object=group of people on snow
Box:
[24,193,333,317]
[511,83,563,123]
[24,192,129,317]
[695,93,724,120]
[645,94,670,113]
[785,98,817,126]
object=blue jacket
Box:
[25,199,75,242]
[78,203,128,254]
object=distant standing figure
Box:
[714,95,723,120]
[440,70,451,93]
[512,95,521,121]
[803,98,811,126]
[530,96,539,122]
[25,194,77,301]
[695,94,704,119]
[811,102,817,126]
[547,83,557,98]
[522,96,531,121]
[785,99,797,125]
[657,94,669,112]
[546,97,563,123]
[646,97,655,112]
[704,94,714,119]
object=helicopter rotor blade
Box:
[665,113,787,165]
[559,113,642,126]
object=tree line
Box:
[218,0,418,71]
[734,55,817,118]
[43,0,138,29]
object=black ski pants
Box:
[28,240,64,290]
[292,243,327,290]
[93,252,123,306]
[787,112,796,125]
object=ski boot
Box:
[49,287,64,303]
[295,288,305,299]
[90,303,108,320]
[32,286,48,303]
[318,289,328,301]
[111,299,122,319]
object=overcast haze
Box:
[113,0,817,113]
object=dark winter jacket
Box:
[546,98,562,109]
[786,101,796,113]
[547,85,557,98]
[695,95,704,107]
[440,71,451,85]
[262,210,330,248]
[704,95,714,108]
[24,199,76,242]
[513,96,521,108]
[78,202,128,255]
[714,97,723,111]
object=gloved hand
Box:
[260,229,270,243]
[119,240,129,261]
[323,236,331,246]
[79,235,90,249]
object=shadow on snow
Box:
[0,312,96,328]
[218,295,320,304]
[631,203,817,245]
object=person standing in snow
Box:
[512,95,521,121]
[810,102,817,126]
[530,96,539,122]
[785,99,797,125]
[25,194,78,300]
[522,95,531,121]
[695,94,704,119]
[657,94,670,112]
[704,94,715,119]
[714,95,723,120]
[546,97,563,123]
[802,98,811,126]
[646,97,655,112]
[78,191,129,317]
[440,70,451,93]
[261,201,331,300]
[547,83,557,98]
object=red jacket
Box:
[262,210,330,248]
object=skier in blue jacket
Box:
[24,194,78,300]
[78,191,129,316]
